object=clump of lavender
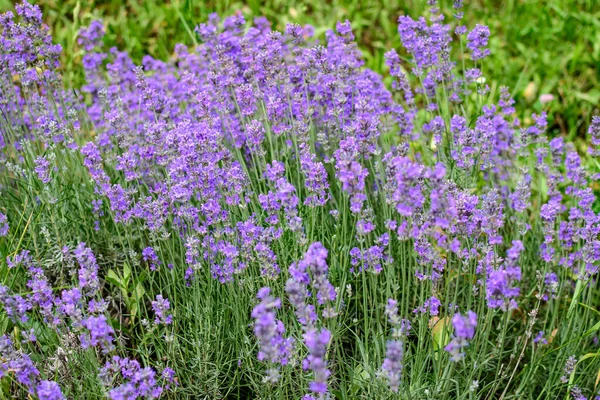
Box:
[99,356,173,399]
[2,0,600,398]
[445,311,477,361]
[0,335,40,393]
[0,335,65,398]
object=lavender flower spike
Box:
[303,328,331,397]
[251,287,294,382]
[445,311,477,361]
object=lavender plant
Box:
[0,1,599,399]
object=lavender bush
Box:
[1,1,600,398]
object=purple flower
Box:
[78,20,105,51]
[34,156,51,184]
[0,213,7,236]
[336,20,354,41]
[533,331,547,345]
[245,119,265,155]
[300,144,329,207]
[288,243,336,322]
[335,137,368,214]
[80,315,115,354]
[467,25,490,60]
[381,298,409,392]
[414,296,441,316]
[381,340,404,392]
[570,385,586,400]
[0,335,40,392]
[251,287,294,381]
[142,247,161,271]
[36,381,65,400]
[161,367,177,390]
[151,295,173,325]
[486,265,521,311]
[589,116,600,156]
[73,243,100,297]
[0,287,31,323]
[397,15,451,71]
[507,240,524,261]
[100,356,166,399]
[25,265,56,324]
[560,355,577,383]
[445,311,477,361]
[302,328,331,395]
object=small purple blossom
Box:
[445,311,477,361]
[151,295,173,325]
[414,296,441,316]
[100,356,167,399]
[381,340,404,392]
[560,355,577,383]
[142,247,161,271]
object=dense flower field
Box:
[1,1,599,399]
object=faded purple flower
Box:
[151,295,173,325]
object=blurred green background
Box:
[2,0,599,141]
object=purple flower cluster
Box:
[34,155,51,184]
[73,242,100,297]
[0,212,8,236]
[466,25,490,60]
[251,288,293,382]
[0,335,65,399]
[151,295,173,325]
[302,328,331,397]
[287,242,337,324]
[142,247,161,271]
[445,311,477,361]
[99,356,175,399]
[0,335,40,392]
[0,241,178,398]
[485,241,523,311]
[381,299,410,392]
[80,315,115,353]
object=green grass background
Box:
[2,0,598,141]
